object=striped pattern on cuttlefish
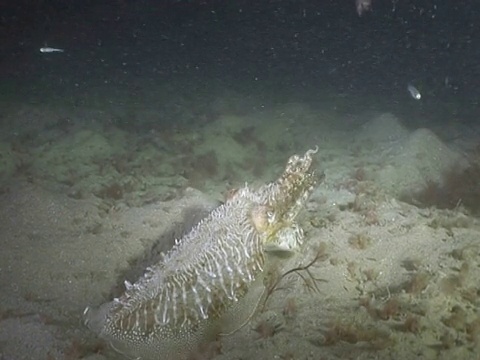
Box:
[84,147,321,360]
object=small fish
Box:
[40,47,64,53]
[356,0,372,17]
[407,84,421,100]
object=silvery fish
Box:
[407,84,421,100]
[40,47,64,53]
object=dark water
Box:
[1,0,479,132]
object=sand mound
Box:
[357,113,409,145]
[375,128,468,199]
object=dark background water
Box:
[1,0,479,126]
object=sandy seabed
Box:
[1,102,480,360]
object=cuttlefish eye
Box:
[267,210,276,223]
[250,205,274,233]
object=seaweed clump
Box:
[96,183,125,200]
[180,150,220,188]
[406,159,480,215]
